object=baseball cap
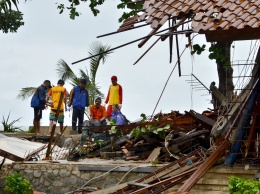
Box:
[111,75,117,81]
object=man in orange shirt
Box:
[90,97,107,126]
[105,76,123,120]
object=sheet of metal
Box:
[0,149,23,162]
[187,110,216,127]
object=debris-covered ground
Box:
[64,109,217,163]
[0,109,216,164]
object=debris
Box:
[145,147,161,163]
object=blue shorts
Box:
[49,113,64,123]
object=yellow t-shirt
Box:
[108,85,120,105]
[48,86,66,111]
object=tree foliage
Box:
[0,0,24,33]
[17,87,37,100]
[1,0,144,32]
[57,0,144,22]
[17,42,113,106]
[57,42,113,105]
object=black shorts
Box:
[34,108,42,120]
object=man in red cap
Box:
[105,75,123,120]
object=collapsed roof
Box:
[119,0,260,43]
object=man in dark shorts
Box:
[31,80,52,135]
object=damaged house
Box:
[1,0,260,193]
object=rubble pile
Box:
[67,109,217,162]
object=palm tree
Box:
[17,41,113,105]
[17,87,38,100]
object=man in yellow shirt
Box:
[46,80,67,133]
[105,75,123,120]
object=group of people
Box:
[30,76,126,135]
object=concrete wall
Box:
[1,162,259,194]
[0,163,149,194]
[29,126,73,136]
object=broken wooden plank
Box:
[121,146,131,157]
[145,147,161,163]
[24,145,47,161]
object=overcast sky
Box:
[0,0,256,130]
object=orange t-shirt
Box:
[90,105,107,120]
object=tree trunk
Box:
[215,41,234,99]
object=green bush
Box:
[4,172,33,194]
[1,112,22,132]
[229,176,260,194]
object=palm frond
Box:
[70,77,80,87]
[17,87,37,100]
[87,82,104,105]
[56,59,77,81]
[88,42,113,83]
[78,69,91,83]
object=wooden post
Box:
[44,92,64,160]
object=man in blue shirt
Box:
[31,80,52,135]
[68,78,89,134]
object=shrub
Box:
[229,176,260,194]
[4,172,33,194]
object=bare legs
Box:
[49,120,63,133]
[60,123,63,133]
[33,119,40,135]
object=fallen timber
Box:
[110,148,207,194]
[66,110,214,161]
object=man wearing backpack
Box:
[31,80,52,135]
